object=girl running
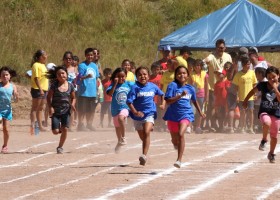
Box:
[243,66,280,163]
[0,66,18,153]
[127,66,164,166]
[107,67,134,153]
[46,66,76,154]
[163,66,205,168]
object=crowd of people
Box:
[0,38,280,167]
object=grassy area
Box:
[0,0,279,84]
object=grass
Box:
[0,0,279,85]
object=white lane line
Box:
[172,146,280,200]
[14,150,176,200]
[13,139,210,199]
[0,152,54,169]
[0,155,103,185]
[75,143,98,149]
[1,139,164,186]
[16,141,57,152]
[90,140,252,200]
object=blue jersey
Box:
[107,81,134,117]
[127,82,164,121]
[163,81,196,122]
[77,61,99,97]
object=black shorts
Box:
[30,88,47,99]
[51,113,70,130]
[77,96,97,113]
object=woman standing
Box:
[30,50,49,134]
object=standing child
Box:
[46,66,76,154]
[163,66,205,168]
[214,69,228,132]
[127,66,164,166]
[243,66,280,163]
[232,56,257,134]
[107,68,133,153]
[149,62,164,131]
[100,68,113,128]
[0,67,18,153]
[189,59,209,133]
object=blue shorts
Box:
[0,109,12,121]
[51,113,70,130]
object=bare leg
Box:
[2,119,9,147]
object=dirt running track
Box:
[1,119,280,200]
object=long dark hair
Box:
[30,49,45,67]
[46,65,68,82]
[0,66,17,78]
[110,67,126,81]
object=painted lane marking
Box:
[90,141,252,200]
[172,146,280,200]
[1,139,164,185]
[13,139,211,199]
[14,150,176,200]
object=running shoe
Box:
[248,128,255,134]
[120,137,127,145]
[174,160,181,168]
[267,152,276,163]
[56,147,64,154]
[1,146,8,153]
[139,154,147,166]
[259,139,267,151]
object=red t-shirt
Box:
[149,74,162,104]
[102,79,112,102]
[214,80,228,107]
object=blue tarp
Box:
[159,0,280,52]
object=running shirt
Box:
[78,61,99,97]
[50,81,75,115]
[102,79,112,102]
[107,81,134,117]
[163,81,196,122]
[257,82,280,118]
[0,82,13,120]
[127,82,164,121]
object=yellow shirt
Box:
[232,70,257,101]
[160,71,174,92]
[31,62,49,91]
[191,71,207,89]
[126,71,135,82]
[176,56,188,68]
[206,52,232,90]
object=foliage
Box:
[0,0,279,84]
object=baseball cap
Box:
[163,45,171,52]
[46,63,56,70]
[216,68,227,76]
[249,46,258,54]
[238,47,248,55]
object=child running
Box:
[0,67,18,153]
[163,66,205,168]
[46,66,76,154]
[107,67,134,153]
[127,66,164,166]
[243,66,280,163]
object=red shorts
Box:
[167,119,190,133]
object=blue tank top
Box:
[0,82,13,111]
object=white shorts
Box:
[133,115,154,131]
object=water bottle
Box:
[34,121,40,135]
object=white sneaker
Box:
[120,137,127,145]
[186,127,191,134]
[174,160,181,168]
[139,155,147,166]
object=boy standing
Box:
[77,48,99,131]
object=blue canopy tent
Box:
[159,0,280,52]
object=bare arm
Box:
[12,84,18,103]
[127,103,144,117]
[47,89,54,117]
[243,86,258,109]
